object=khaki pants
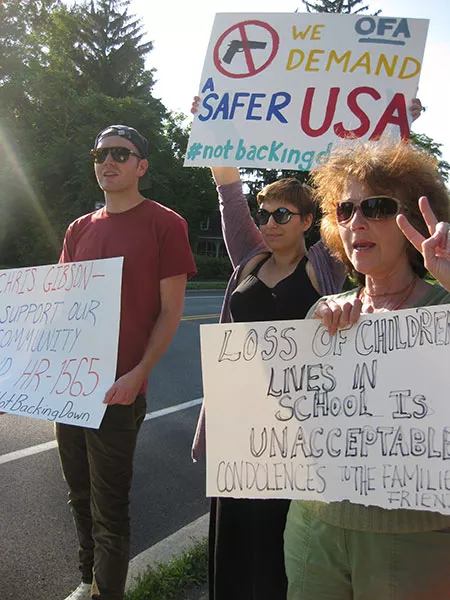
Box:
[56,395,146,600]
[285,500,450,600]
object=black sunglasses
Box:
[90,147,143,164]
[336,196,405,224]
[255,207,302,226]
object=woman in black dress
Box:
[202,167,344,600]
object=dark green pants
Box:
[285,501,450,600]
[56,395,146,600]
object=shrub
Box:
[192,254,232,281]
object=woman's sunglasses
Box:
[255,207,302,226]
[336,196,405,224]
[90,147,143,164]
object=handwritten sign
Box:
[0,258,123,428]
[185,13,429,170]
[201,304,450,514]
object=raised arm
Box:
[210,166,240,186]
[191,97,268,268]
[213,168,268,269]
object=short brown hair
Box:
[311,140,450,282]
[257,178,314,217]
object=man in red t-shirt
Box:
[57,125,196,600]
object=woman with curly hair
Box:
[284,139,450,600]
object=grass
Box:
[186,281,227,291]
[124,539,208,600]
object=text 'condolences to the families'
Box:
[201,305,450,513]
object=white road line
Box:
[143,397,203,421]
[0,439,58,465]
[0,397,204,466]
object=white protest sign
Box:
[0,257,123,428]
[185,13,429,171]
[201,304,450,514]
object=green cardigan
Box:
[299,283,450,533]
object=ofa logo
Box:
[355,17,411,46]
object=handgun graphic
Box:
[222,40,267,64]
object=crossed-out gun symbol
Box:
[222,40,267,64]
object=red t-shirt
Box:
[60,199,196,386]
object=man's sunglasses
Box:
[336,196,405,224]
[255,207,302,226]
[90,147,143,164]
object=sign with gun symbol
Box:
[222,40,267,64]
[213,20,279,79]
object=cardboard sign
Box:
[201,304,450,514]
[0,258,123,428]
[185,13,429,170]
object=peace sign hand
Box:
[397,196,450,292]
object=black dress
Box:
[209,255,320,600]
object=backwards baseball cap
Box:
[94,125,149,158]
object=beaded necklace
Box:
[359,276,418,311]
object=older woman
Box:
[284,140,450,600]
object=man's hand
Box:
[103,274,187,406]
[103,365,146,406]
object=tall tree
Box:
[0,0,217,267]
[411,133,450,182]
[48,0,155,99]
[300,0,378,14]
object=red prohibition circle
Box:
[213,20,280,79]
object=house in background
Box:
[195,210,227,258]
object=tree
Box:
[46,0,155,99]
[411,133,450,182]
[300,0,378,14]
[155,113,217,241]
[0,0,217,267]
[0,0,68,265]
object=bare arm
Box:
[104,273,187,405]
[210,166,240,185]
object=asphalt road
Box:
[0,290,224,600]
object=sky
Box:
[129,0,450,166]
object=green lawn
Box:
[125,539,207,600]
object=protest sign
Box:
[201,304,450,514]
[0,257,123,428]
[186,13,429,170]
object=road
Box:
[0,290,224,600]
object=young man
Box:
[57,125,196,600]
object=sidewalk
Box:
[125,513,209,599]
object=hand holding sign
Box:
[397,196,450,292]
[103,364,146,406]
[312,296,364,335]
[409,97,423,122]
